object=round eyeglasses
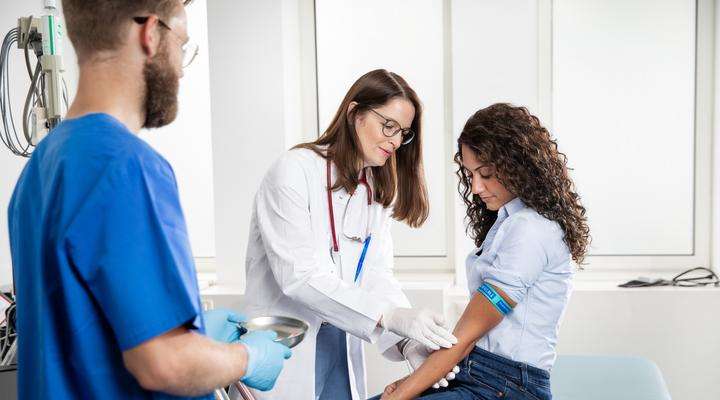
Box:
[368,108,415,146]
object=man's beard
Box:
[142,45,180,129]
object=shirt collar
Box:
[500,197,525,218]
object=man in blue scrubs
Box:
[7,1,290,398]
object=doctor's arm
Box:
[380,286,516,400]
[256,157,455,348]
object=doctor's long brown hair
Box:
[295,69,429,228]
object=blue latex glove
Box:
[203,309,245,343]
[240,330,292,391]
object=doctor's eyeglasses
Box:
[133,16,200,69]
[368,109,415,146]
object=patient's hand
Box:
[381,377,407,400]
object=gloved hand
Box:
[239,330,292,391]
[203,309,245,343]
[382,308,457,350]
[401,339,460,389]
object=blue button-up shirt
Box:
[465,197,573,371]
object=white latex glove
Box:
[382,308,457,350]
[401,339,461,389]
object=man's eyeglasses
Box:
[133,16,199,68]
[368,108,415,146]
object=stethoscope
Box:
[325,158,373,283]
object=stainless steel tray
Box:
[239,316,308,349]
[216,316,309,400]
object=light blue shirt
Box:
[465,197,573,371]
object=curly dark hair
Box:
[455,103,590,264]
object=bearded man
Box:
[7,1,290,398]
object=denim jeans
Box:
[369,347,551,400]
[315,323,352,400]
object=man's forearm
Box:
[163,332,249,396]
[124,329,250,397]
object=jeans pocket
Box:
[503,378,549,400]
[466,361,508,399]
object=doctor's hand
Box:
[401,339,460,389]
[381,308,458,350]
[239,330,292,391]
[203,308,245,343]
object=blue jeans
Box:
[315,323,352,400]
[369,347,551,400]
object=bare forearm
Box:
[162,333,249,396]
[124,329,250,396]
[391,341,475,399]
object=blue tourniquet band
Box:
[477,282,513,315]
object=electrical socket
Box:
[16,17,40,49]
[202,299,214,311]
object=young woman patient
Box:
[371,103,590,400]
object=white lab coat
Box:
[238,148,409,400]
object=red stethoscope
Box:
[326,158,373,283]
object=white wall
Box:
[714,0,720,273]
[315,0,448,258]
[553,0,695,256]
[140,0,216,259]
[207,0,316,285]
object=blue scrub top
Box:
[8,113,212,399]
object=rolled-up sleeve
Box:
[482,217,547,305]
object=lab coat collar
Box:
[326,155,374,200]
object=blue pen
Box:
[354,235,372,283]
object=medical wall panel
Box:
[315,0,447,256]
[141,0,216,258]
[553,0,695,255]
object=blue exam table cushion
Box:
[553,355,671,400]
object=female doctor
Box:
[239,69,457,400]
